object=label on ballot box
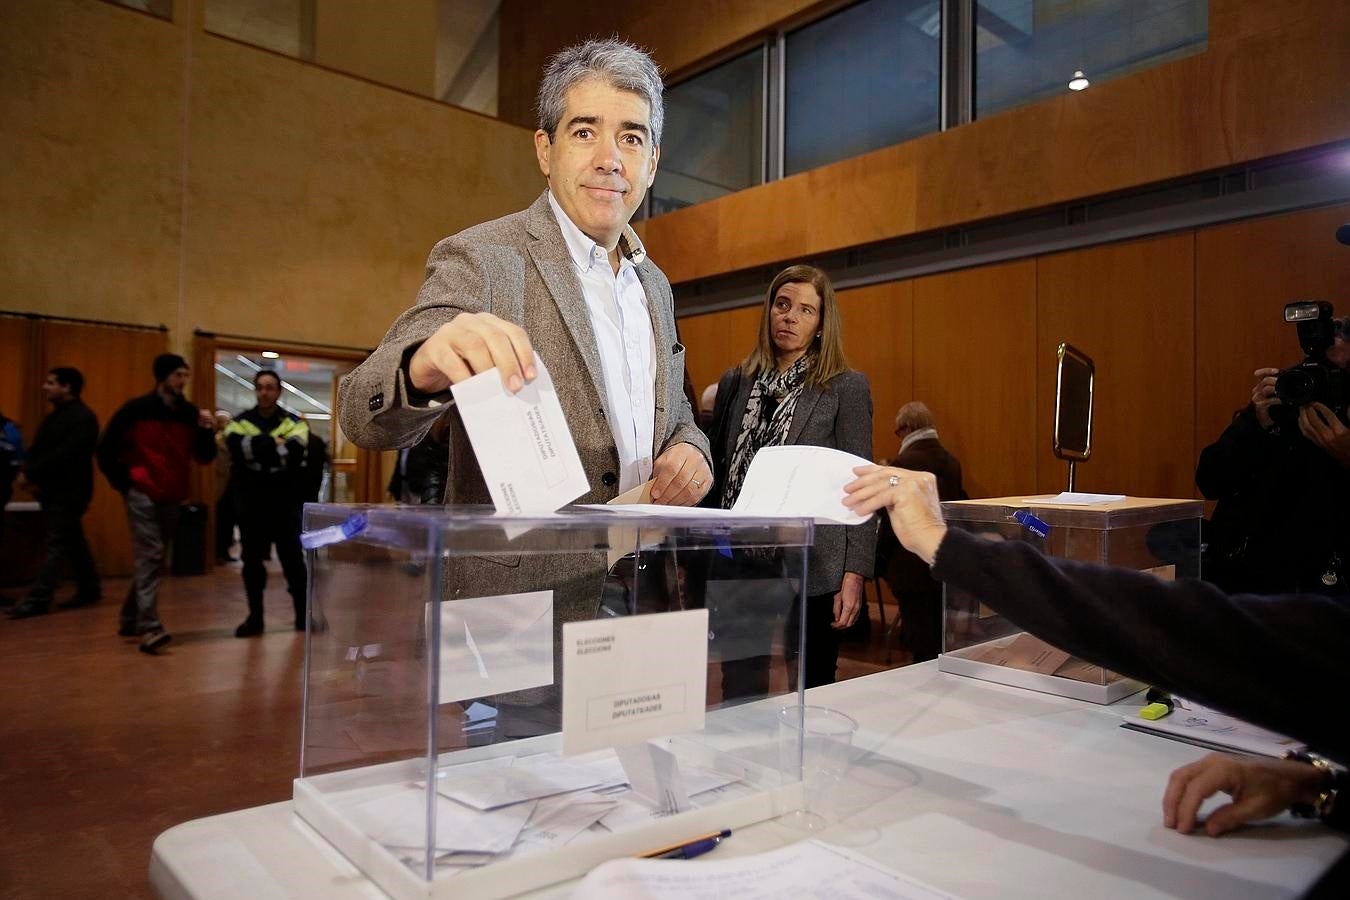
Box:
[561,609,708,755]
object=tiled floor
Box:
[0,564,911,898]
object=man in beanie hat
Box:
[97,353,216,653]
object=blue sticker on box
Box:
[301,513,368,549]
[1012,510,1050,539]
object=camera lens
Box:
[1275,365,1321,407]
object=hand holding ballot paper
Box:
[452,356,874,523]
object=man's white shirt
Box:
[548,191,656,493]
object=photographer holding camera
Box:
[1196,300,1350,596]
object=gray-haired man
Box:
[340,38,709,504]
[338,40,711,736]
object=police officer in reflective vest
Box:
[224,369,309,637]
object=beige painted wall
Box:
[314,0,437,97]
[1,0,541,353]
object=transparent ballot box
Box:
[937,496,1202,704]
[295,504,812,900]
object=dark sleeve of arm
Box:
[932,528,1350,761]
[282,420,309,470]
[223,425,278,469]
[1195,407,1275,499]
[837,372,876,578]
[96,405,133,492]
[700,369,741,508]
[193,422,217,464]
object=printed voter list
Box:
[449,353,589,513]
[561,609,709,755]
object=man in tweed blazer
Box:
[337,41,711,735]
[339,39,709,508]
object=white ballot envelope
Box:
[438,590,553,705]
[450,353,589,513]
[730,445,872,525]
[561,609,709,756]
[579,445,874,525]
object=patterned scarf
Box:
[720,354,812,508]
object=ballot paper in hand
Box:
[581,445,874,525]
[450,353,589,513]
[731,445,873,525]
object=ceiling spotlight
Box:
[261,350,280,359]
[1068,70,1090,91]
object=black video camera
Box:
[1272,300,1348,424]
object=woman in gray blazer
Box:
[706,264,875,688]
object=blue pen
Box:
[641,828,731,860]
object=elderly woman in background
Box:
[706,264,874,689]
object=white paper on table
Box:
[1120,698,1306,758]
[437,754,625,811]
[562,609,709,756]
[573,838,959,899]
[450,353,589,513]
[438,590,553,704]
[1042,491,1127,505]
[615,742,690,814]
[341,784,535,854]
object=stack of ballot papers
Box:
[1119,697,1306,757]
[327,746,751,873]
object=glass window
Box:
[976,0,1207,118]
[650,47,766,217]
[784,0,941,176]
[205,0,314,60]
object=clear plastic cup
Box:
[777,704,858,830]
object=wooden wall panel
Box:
[0,316,39,430]
[40,323,170,577]
[677,305,763,402]
[1035,234,1196,499]
[1195,204,1350,461]
[837,281,913,463]
[912,261,1037,499]
[634,1,1350,285]
[2,0,540,353]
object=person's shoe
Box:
[0,593,17,608]
[8,599,51,619]
[139,629,172,653]
[57,594,100,611]
[235,618,264,638]
[118,623,140,637]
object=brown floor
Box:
[0,565,909,899]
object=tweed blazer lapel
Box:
[786,382,823,446]
[524,195,609,410]
[636,260,674,447]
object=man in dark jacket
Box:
[224,370,310,637]
[10,368,101,619]
[97,353,216,653]
[876,401,967,662]
[1196,329,1350,596]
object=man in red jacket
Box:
[97,354,216,653]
